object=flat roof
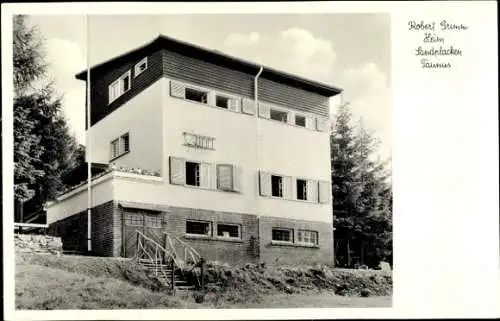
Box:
[75,34,343,97]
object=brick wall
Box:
[259,216,334,266]
[48,199,333,266]
[115,202,260,265]
[164,206,260,265]
[48,201,118,256]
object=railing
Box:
[163,233,202,269]
[135,230,205,290]
[135,230,176,287]
[163,232,204,289]
[14,222,49,234]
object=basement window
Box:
[186,220,211,236]
[271,175,283,198]
[272,228,293,243]
[185,87,208,104]
[270,108,288,123]
[295,115,306,127]
[298,230,318,246]
[216,223,241,239]
[296,179,308,200]
[185,161,200,187]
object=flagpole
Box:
[86,14,92,253]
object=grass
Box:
[15,264,196,310]
[221,292,392,308]
[15,253,392,309]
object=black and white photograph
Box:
[2,1,499,320]
[11,12,393,310]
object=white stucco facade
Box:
[85,80,164,174]
[48,77,333,225]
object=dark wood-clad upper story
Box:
[76,35,343,127]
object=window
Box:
[215,95,229,109]
[183,132,215,150]
[110,133,130,160]
[297,179,308,200]
[270,109,288,123]
[145,215,163,228]
[109,70,131,103]
[298,230,318,246]
[125,214,143,227]
[217,223,241,239]
[295,115,306,127]
[271,175,283,197]
[134,57,147,77]
[121,133,130,153]
[185,87,208,104]
[111,139,120,159]
[272,228,293,243]
[185,161,200,187]
[186,220,211,236]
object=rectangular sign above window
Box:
[183,132,215,150]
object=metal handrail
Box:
[163,232,204,289]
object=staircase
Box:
[135,231,201,292]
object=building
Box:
[45,34,343,266]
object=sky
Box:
[27,14,391,161]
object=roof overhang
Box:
[75,34,343,97]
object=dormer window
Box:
[109,70,131,104]
[185,87,208,104]
[134,57,147,77]
[270,108,288,123]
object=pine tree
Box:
[331,103,393,268]
[13,15,81,222]
[13,15,47,202]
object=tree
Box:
[331,103,393,268]
[13,15,81,222]
[13,15,47,203]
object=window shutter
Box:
[217,164,233,191]
[228,97,241,113]
[108,85,114,103]
[232,166,243,193]
[242,98,255,115]
[109,81,120,103]
[316,117,329,132]
[282,176,293,199]
[169,156,185,185]
[170,81,185,98]
[200,162,212,189]
[318,180,331,204]
[307,179,317,203]
[258,103,271,119]
[259,171,271,196]
[305,116,316,130]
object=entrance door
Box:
[122,210,165,258]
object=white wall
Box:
[74,77,332,224]
[121,78,332,223]
[46,174,114,224]
[85,81,164,174]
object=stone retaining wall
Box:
[15,234,63,255]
